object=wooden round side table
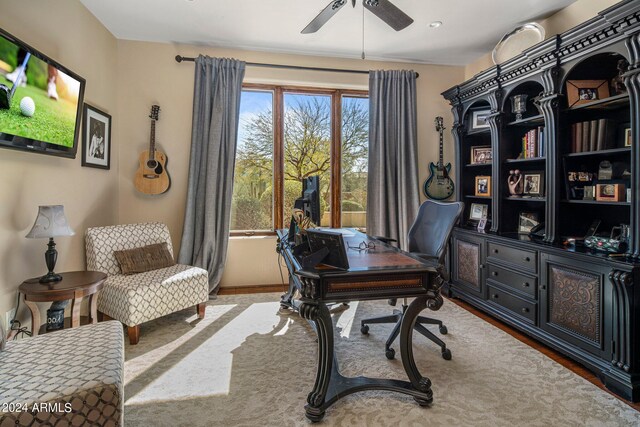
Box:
[19,271,107,336]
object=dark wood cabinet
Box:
[443,0,640,402]
[451,233,485,298]
[539,253,612,359]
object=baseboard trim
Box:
[218,284,286,295]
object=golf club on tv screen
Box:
[0,27,85,158]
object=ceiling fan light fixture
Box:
[429,21,442,28]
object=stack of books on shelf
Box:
[521,126,545,159]
[570,119,615,153]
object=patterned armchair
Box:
[86,222,209,344]
[0,321,124,426]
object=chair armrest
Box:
[372,236,397,244]
[412,253,439,262]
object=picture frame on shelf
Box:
[566,79,610,108]
[518,212,540,234]
[523,172,544,196]
[469,203,488,221]
[470,109,491,130]
[474,175,491,197]
[596,183,625,202]
[477,219,488,232]
[470,146,492,164]
[82,104,112,170]
[625,128,632,147]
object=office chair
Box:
[360,200,464,360]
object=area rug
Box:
[123,292,639,426]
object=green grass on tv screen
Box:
[0,75,78,148]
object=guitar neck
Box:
[149,120,156,160]
[439,129,444,166]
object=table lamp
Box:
[25,205,75,283]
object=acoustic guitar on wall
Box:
[423,116,454,200]
[134,105,170,195]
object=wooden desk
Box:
[19,271,107,336]
[276,229,443,421]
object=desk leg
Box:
[71,296,83,328]
[299,301,332,422]
[280,275,297,310]
[399,295,433,406]
[24,299,40,337]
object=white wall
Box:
[114,40,465,287]
[0,0,119,326]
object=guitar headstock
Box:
[149,105,160,121]
[434,116,445,132]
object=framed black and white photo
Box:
[82,104,111,169]
[470,109,491,130]
[470,146,492,164]
[474,175,491,197]
[625,128,632,147]
[469,203,488,221]
[518,212,540,234]
[523,172,544,196]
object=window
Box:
[231,85,368,234]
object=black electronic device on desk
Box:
[288,175,321,244]
[304,229,350,270]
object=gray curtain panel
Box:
[178,56,246,294]
[366,70,419,250]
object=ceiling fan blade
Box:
[363,0,414,31]
[301,0,348,34]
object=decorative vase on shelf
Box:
[508,169,524,197]
[510,94,528,121]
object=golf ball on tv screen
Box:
[19,96,35,117]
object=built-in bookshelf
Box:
[442,0,640,404]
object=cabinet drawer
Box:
[487,285,536,324]
[487,242,537,273]
[487,264,537,298]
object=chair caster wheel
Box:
[360,325,369,335]
[385,348,395,360]
[442,348,452,360]
[439,325,448,335]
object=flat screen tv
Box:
[0,27,85,158]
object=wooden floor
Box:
[218,283,640,412]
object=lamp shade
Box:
[25,205,75,239]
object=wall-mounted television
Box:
[0,27,85,158]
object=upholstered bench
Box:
[0,321,123,426]
[86,222,209,344]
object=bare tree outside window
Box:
[230,88,369,232]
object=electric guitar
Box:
[134,105,170,195]
[423,116,454,200]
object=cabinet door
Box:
[451,234,485,298]
[540,253,612,359]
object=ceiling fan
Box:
[301,0,414,34]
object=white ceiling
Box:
[80,0,576,65]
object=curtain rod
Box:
[174,55,419,78]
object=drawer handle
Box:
[522,307,530,314]
[523,256,531,262]
[492,293,499,299]
[523,282,530,287]
[492,271,498,277]
[541,285,546,290]
[479,264,485,269]
[493,249,499,254]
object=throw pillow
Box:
[114,242,175,275]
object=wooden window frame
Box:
[230,83,368,236]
